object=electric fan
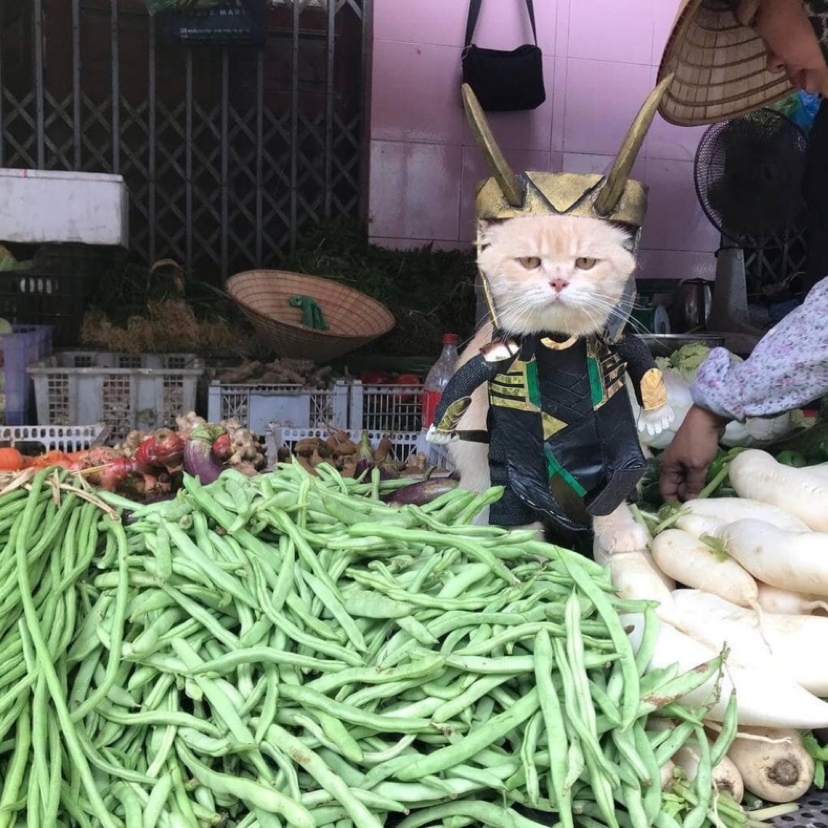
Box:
[693,107,808,335]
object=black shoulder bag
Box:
[462,0,546,112]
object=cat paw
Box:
[425,425,457,445]
[637,405,675,437]
[594,521,649,555]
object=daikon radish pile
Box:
[720,518,828,597]
[727,728,814,803]
[729,450,828,531]
[623,613,828,728]
[756,583,828,616]
[651,530,761,612]
[609,551,678,622]
[672,742,744,804]
[673,497,808,540]
[596,540,676,589]
[670,590,828,695]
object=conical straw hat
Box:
[657,0,793,126]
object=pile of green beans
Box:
[0,463,750,828]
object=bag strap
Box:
[465,0,538,48]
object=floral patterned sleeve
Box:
[691,279,828,421]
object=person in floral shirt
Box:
[657,0,828,501]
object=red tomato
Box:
[359,370,391,385]
[395,374,421,404]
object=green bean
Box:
[0,708,31,828]
[171,639,254,747]
[189,646,346,677]
[654,720,697,768]
[710,691,739,768]
[140,773,173,828]
[278,684,434,734]
[15,475,118,828]
[398,689,540,781]
[394,800,545,828]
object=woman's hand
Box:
[658,405,729,502]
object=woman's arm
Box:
[692,278,828,421]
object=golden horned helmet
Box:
[464,74,674,228]
[465,76,674,335]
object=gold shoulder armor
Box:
[435,397,472,432]
[641,368,668,411]
[481,338,519,363]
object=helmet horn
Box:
[462,84,523,208]
[594,74,675,217]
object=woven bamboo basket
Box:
[226,270,395,362]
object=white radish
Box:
[651,530,761,613]
[594,538,675,591]
[729,450,828,531]
[720,519,828,597]
[672,497,808,539]
[608,552,679,623]
[660,760,676,791]
[756,583,828,616]
[670,590,828,695]
[624,612,828,728]
[672,742,744,804]
[727,727,814,803]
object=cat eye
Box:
[575,257,597,270]
[518,256,541,270]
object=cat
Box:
[448,214,650,555]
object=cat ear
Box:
[595,74,674,218]
[608,222,637,253]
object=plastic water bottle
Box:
[422,333,460,428]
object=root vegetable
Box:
[624,613,828,728]
[608,552,679,624]
[720,519,828,597]
[594,541,675,590]
[660,760,676,791]
[729,450,828,531]
[673,497,808,539]
[375,436,393,464]
[651,529,761,613]
[727,727,813,803]
[670,590,828,696]
[672,742,744,804]
[295,438,322,458]
[756,583,828,616]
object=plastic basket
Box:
[0,325,53,425]
[0,424,106,453]
[208,381,349,434]
[267,427,423,465]
[348,382,423,432]
[29,352,204,441]
[0,246,107,346]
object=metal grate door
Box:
[0,0,370,281]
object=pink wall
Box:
[367,0,719,280]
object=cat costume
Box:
[427,80,675,532]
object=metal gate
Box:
[0,0,369,281]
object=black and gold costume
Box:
[427,80,675,530]
[432,331,666,530]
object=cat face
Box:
[477,215,636,337]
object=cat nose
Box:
[549,277,569,293]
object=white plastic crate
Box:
[29,352,204,440]
[348,381,423,432]
[0,424,107,453]
[208,381,349,433]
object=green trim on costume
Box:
[526,360,541,409]
[587,356,604,408]
[544,445,586,497]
